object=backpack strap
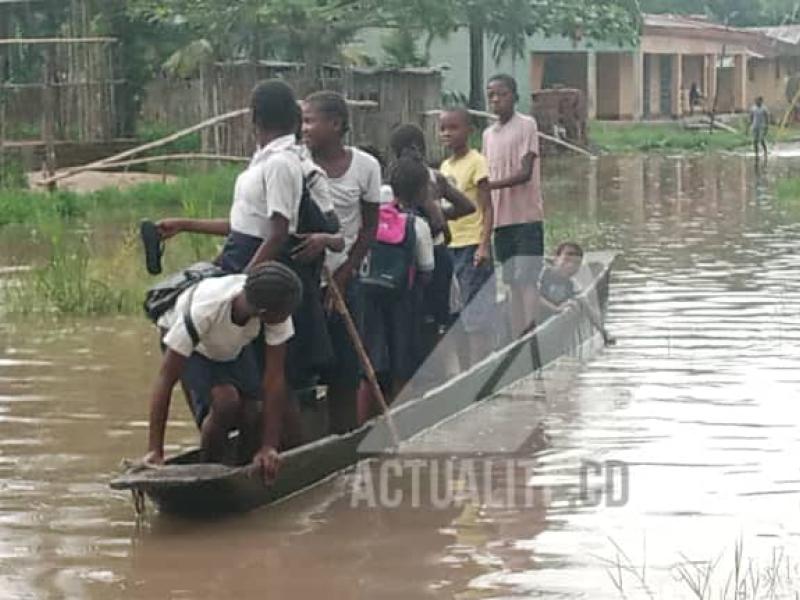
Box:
[182,284,201,349]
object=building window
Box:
[748,64,755,82]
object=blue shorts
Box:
[493,222,544,286]
[450,245,498,333]
[181,346,261,428]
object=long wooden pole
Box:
[322,267,400,448]
[38,108,250,186]
[41,47,56,186]
[75,153,250,171]
[38,97,380,188]
[0,37,116,46]
[423,108,595,157]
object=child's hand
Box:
[474,243,491,267]
[155,219,184,241]
[291,233,328,263]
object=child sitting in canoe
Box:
[357,150,435,423]
[539,242,615,346]
[143,262,303,483]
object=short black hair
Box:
[251,79,300,135]
[244,261,303,315]
[389,151,428,206]
[488,73,519,101]
[441,106,472,126]
[555,242,584,257]
[305,90,350,135]
[389,123,426,159]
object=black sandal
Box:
[140,220,164,275]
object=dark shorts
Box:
[319,278,364,388]
[450,245,498,333]
[493,221,544,286]
[361,287,421,381]
[181,345,261,428]
[218,230,262,274]
[422,244,455,328]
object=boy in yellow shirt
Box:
[439,107,497,367]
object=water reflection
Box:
[2,151,800,598]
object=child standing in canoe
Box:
[438,106,497,367]
[144,262,302,483]
[357,151,435,423]
[483,74,544,339]
[300,91,381,434]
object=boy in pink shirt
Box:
[483,73,544,338]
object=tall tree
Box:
[127,0,640,105]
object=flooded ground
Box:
[2,152,800,598]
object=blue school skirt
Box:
[218,230,333,389]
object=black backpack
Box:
[360,203,417,293]
[143,261,225,324]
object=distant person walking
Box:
[749,96,770,162]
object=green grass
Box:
[0,166,238,228]
[590,121,751,154]
[1,167,239,316]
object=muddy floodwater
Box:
[2,152,800,599]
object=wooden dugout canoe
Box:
[110,252,617,516]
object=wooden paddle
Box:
[322,268,400,448]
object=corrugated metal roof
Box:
[747,25,800,46]
[644,13,746,35]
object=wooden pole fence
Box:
[422,108,596,157]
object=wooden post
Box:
[0,85,6,186]
[42,47,57,188]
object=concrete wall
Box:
[351,28,633,113]
[596,53,621,118]
[647,54,662,116]
[716,68,735,113]
[747,57,799,115]
[618,53,639,119]
[682,55,705,92]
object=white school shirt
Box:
[324,148,382,274]
[158,275,294,362]
[230,134,306,238]
[412,214,435,273]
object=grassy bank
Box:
[590,121,751,154]
[1,167,238,317]
[0,165,609,317]
[0,166,238,228]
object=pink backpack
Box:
[376,202,410,244]
[361,202,417,292]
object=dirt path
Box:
[27,170,178,194]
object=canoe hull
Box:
[111,252,615,516]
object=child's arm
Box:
[539,295,563,313]
[475,178,493,266]
[251,342,289,483]
[335,200,379,290]
[434,172,476,220]
[291,233,345,263]
[488,152,536,191]
[144,349,187,465]
[244,214,290,273]
[415,217,435,287]
[157,218,231,239]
